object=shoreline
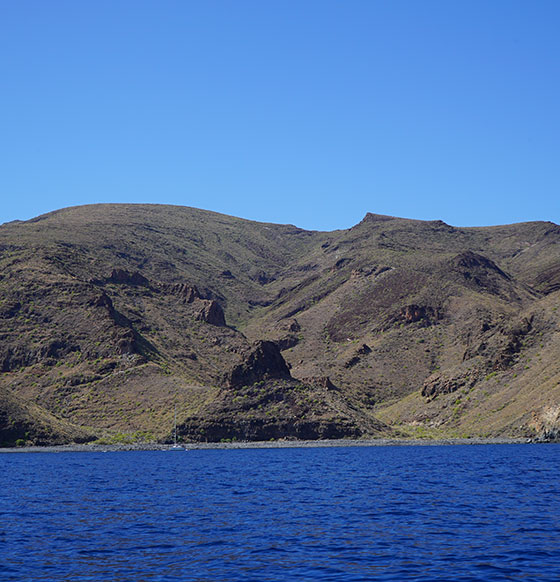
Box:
[0,436,535,454]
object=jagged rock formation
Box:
[107,269,150,286]
[223,340,291,388]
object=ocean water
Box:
[2,444,559,581]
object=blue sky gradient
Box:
[2,0,559,230]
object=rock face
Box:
[164,283,201,303]
[107,269,149,286]
[92,292,114,309]
[422,373,467,399]
[1,336,82,373]
[399,305,441,325]
[450,251,512,294]
[534,264,560,294]
[452,251,508,275]
[195,300,226,326]
[161,283,226,325]
[180,416,362,442]
[224,341,291,388]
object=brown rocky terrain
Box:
[1,204,559,446]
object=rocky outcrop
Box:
[89,291,156,358]
[281,318,301,333]
[356,343,371,355]
[343,343,371,368]
[447,251,519,299]
[399,305,441,325]
[114,328,137,355]
[1,344,36,372]
[354,212,395,227]
[534,263,560,294]
[332,257,352,271]
[179,417,362,442]
[163,283,201,303]
[530,405,560,442]
[1,338,80,372]
[160,283,226,325]
[250,270,276,285]
[494,317,534,369]
[461,315,536,371]
[91,292,132,328]
[422,372,471,399]
[451,251,512,291]
[91,291,114,310]
[223,340,291,387]
[451,251,509,277]
[107,269,149,286]
[195,300,226,326]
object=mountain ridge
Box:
[1,204,559,446]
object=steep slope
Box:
[0,204,383,444]
[243,213,560,438]
[1,204,559,445]
[0,385,92,446]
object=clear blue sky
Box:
[2,0,559,231]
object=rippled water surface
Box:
[2,444,560,581]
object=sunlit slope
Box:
[1,204,559,444]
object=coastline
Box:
[0,436,533,454]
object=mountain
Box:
[1,204,559,446]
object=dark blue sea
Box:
[2,444,560,581]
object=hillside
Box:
[1,204,559,445]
